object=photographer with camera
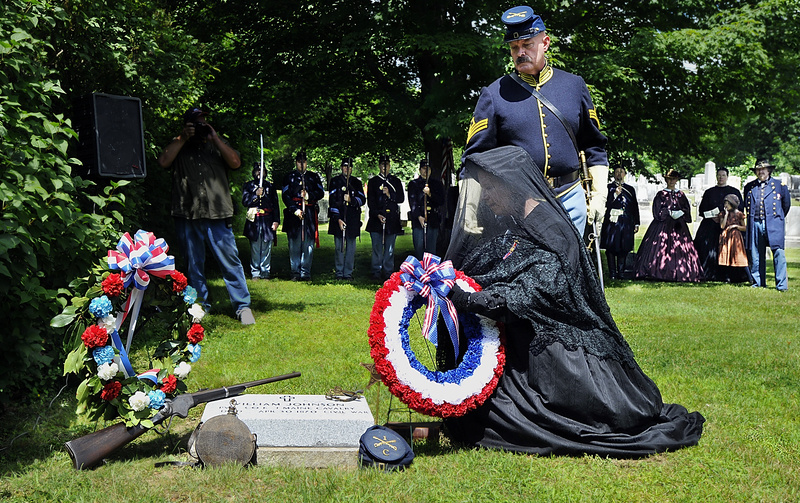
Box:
[157,107,255,325]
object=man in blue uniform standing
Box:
[366,154,404,281]
[282,151,325,281]
[743,160,791,291]
[408,157,446,259]
[600,163,639,279]
[328,157,365,280]
[463,6,609,235]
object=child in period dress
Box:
[718,194,749,281]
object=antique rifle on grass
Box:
[64,371,301,470]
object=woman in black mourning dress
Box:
[443,146,704,457]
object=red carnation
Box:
[81,325,109,349]
[171,271,188,293]
[186,324,205,344]
[101,273,124,297]
[100,381,121,401]
[160,374,178,394]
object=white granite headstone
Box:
[200,394,374,448]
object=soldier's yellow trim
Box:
[466,117,488,145]
[589,109,600,129]
[518,64,553,89]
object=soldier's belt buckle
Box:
[546,176,556,188]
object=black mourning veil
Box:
[445,146,582,273]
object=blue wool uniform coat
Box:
[600,182,639,254]
[366,174,405,235]
[242,179,280,242]
[463,67,607,178]
[407,176,446,229]
[743,177,791,250]
[328,174,365,239]
[282,169,325,239]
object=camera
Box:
[193,122,212,138]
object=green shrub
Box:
[0,0,126,400]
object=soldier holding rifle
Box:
[328,157,365,280]
[243,162,280,281]
[366,154,404,281]
[408,157,445,259]
[282,151,324,281]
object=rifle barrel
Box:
[64,371,301,470]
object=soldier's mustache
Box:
[516,56,532,64]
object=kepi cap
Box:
[379,154,390,163]
[341,157,354,167]
[295,151,307,162]
[502,6,546,43]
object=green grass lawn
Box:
[1,230,799,502]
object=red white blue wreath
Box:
[58,230,206,428]
[368,254,505,418]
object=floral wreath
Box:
[57,230,206,428]
[368,254,505,418]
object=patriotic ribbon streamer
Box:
[136,368,161,384]
[107,230,175,376]
[399,253,460,354]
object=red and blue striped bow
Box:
[108,230,174,290]
[106,230,175,377]
[399,253,460,355]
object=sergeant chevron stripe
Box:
[589,108,600,129]
[466,117,488,144]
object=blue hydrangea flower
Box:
[89,295,113,319]
[183,286,198,304]
[92,345,115,366]
[187,343,202,363]
[148,389,166,409]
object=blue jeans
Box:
[249,238,273,279]
[288,235,314,279]
[370,232,397,278]
[412,226,439,260]
[174,218,251,312]
[749,219,788,290]
[333,235,357,278]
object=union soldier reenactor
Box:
[407,157,446,259]
[600,164,639,279]
[744,160,791,291]
[282,151,324,281]
[328,157,365,280]
[242,163,280,280]
[366,154,405,281]
[462,5,609,235]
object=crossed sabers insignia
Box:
[506,11,528,19]
[373,435,398,455]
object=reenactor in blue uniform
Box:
[366,154,405,280]
[242,163,280,280]
[328,157,365,280]
[407,157,446,259]
[282,151,325,281]
[744,160,791,291]
[463,5,609,235]
[600,164,640,279]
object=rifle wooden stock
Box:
[64,371,301,470]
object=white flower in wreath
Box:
[97,362,119,381]
[98,314,117,332]
[129,391,151,411]
[188,303,205,323]
[175,361,192,379]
